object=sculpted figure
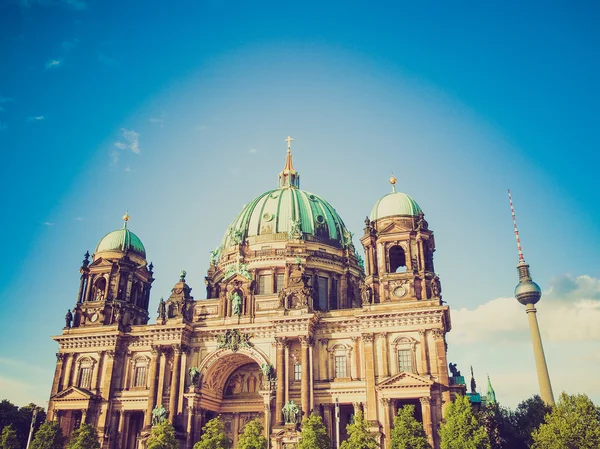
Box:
[151,404,168,425]
[282,400,299,425]
[65,309,73,329]
[157,298,166,321]
[231,291,242,316]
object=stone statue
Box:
[217,329,253,352]
[157,298,166,321]
[282,400,299,425]
[364,216,371,228]
[470,366,477,394]
[449,362,460,377]
[151,404,168,426]
[209,247,219,266]
[431,275,441,298]
[261,363,275,382]
[189,367,201,387]
[65,309,73,329]
[360,282,372,306]
[288,219,302,240]
[231,291,242,316]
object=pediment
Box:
[377,372,433,389]
[378,222,412,234]
[51,386,94,402]
[89,258,114,268]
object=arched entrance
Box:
[198,348,272,446]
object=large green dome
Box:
[222,187,352,249]
[370,191,422,221]
[96,227,146,257]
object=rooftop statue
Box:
[282,400,299,425]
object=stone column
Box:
[62,353,74,390]
[420,397,433,447]
[96,350,118,432]
[381,398,392,449]
[51,353,66,395]
[432,330,450,408]
[274,337,287,425]
[94,351,104,392]
[362,333,378,421]
[81,408,88,425]
[284,343,290,404]
[144,346,161,427]
[376,333,389,377]
[178,346,189,415]
[300,336,311,417]
[186,405,194,449]
[169,345,182,425]
[350,337,359,380]
[157,350,166,406]
[119,412,129,449]
[323,404,333,442]
[309,343,315,411]
[262,394,272,439]
[418,330,430,375]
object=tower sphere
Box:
[370,191,422,221]
[95,227,146,258]
[515,278,542,305]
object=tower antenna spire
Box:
[508,189,524,262]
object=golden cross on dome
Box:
[285,136,294,151]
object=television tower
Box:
[508,190,555,406]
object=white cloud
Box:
[46,59,61,69]
[124,166,131,172]
[74,217,83,221]
[114,142,127,150]
[450,274,600,344]
[109,150,119,165]
[120,128,140,154]
[26,115,45,122]
[42,222,54,226]
[249,148,258,154]
[149,117,164,127]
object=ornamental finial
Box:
[279,136,300,189]
[123,210,130,228]
[389,173,397,193]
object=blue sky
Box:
[0,0,599,408]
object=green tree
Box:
[532,392,600,449]
[340,411,379,449]
[29,421,65,449]
[439,395,490,449]
[66,423,100,449]
[237,419,267,449]
[146,420,178,449]
[480,402,517,449]
[390,405,431,449]
[512,395,551,449]
[0,401,20,436]
[1,424,20,449]
[193,416,231,449]
[298,413,330,449]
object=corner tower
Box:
[70,213,154,330]
[361,176,440,304]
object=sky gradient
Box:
[0,0,599,409]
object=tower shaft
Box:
[525,304,555,405]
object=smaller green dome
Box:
[96,227,146,257]
[370,191,422,221]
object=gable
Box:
[51,386,94,402]
[377,371,434,390]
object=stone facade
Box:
[48,148,462,448]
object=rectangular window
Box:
[134,366,147,387]
[294,364,302,381]
[79,367,92,389]
[398,349,413,373]
[275,274,285,293]
[258,275,268,295]
[335,356,347,378]
[318,276,328,311]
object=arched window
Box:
[132,357,149,388]
[328,344,352,380]
[389,246,407,273]
[93,277,106,302]
[76,357,95,389]
[392,337,417,374]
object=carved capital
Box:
[418,329,427,337]
[274,337,288,349]
[150,345,161,356]
[320,338,329,346]
[432,329,445,340]
[361,333,374,344]
[299,335,313,347]
[106,350,116,359]
[376,332,387,341]
[172,344,183,355]
[419,397,431,406]
[350,336,358,343]
[380,397,391,406]
[56,353,65,362]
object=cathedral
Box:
[47,139,463,449]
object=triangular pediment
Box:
[378,222,412,234]
[377,372,434,389]
[89,257,114,268]
[51,386,94,402]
